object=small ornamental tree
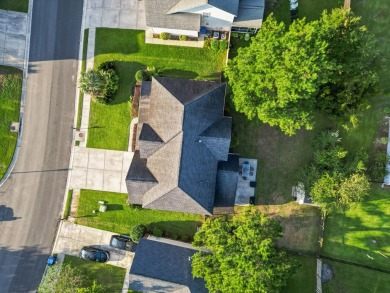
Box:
[79,69,106,98]
[192,207,299,293]
[130,224,146,243]
[135,69,149,82]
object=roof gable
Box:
[167,0,207,14]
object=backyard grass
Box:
[75,189,204,239]
[63,255,126,292]
[0,0,28,12]
[282,256,317,293]
[0,66,22,179]
[88,29,226,150]
[322,186,390,270]
[322,260,390,293]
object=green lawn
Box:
[88,29,226,150]
[0,0,28,12]
[322,186,390,270]
[323,261,390,293]
[0,66,22,179]
[75,189,204,239]
[282,256,317,293]
[63,255,126,292]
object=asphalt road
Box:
[0,0,83,291]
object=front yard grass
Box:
[75,189,204,239]
[323,260,390,293]
[322,186,390,270]
[0,0,28,12]
[88,29,226,151]
[0,66,22,179]
[63,254,126,292]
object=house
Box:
[129,237,208,293]
[144,0,265,38]
[125,77,239,215]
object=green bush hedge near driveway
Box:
[88,29,226,151]
[0,66,22,179]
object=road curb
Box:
[0,0,34,188]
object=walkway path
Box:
[69,147,133,193]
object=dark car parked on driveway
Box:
[110,235,134,251]
[79,246,110,263]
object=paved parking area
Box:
[53,221,133,268]
[84,0,146,29]
[69,147,133,193]
[0,9,28,68]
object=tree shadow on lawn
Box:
[162,68,198,80]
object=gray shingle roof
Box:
[129,238,207,293]
[209,0,240,16]
[215,154,239,207]
[145,0,201,32]
[167,0,207,14]
[126,77,232,215]
[233,0,265,28]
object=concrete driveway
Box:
[0,9,28,68]
[84,0,146,29]
[69,147,133,193]
[53,221,133,268]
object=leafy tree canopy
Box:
[191,208,299,293]
[298,130,371,213]
[225,9,380,135]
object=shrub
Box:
[101,69,119,102]
[152,227,163,237]
[98,60,116,72]
[368,153,389,181]
[210,40,220,51]
[179,35,187,41]
[135,69,149,82]
[170,234,178,240]
[130,224,146,243]
[146,66,162,78]
[231,32,239,38]
[181,235,190,242]
[203,38,211,49]
[383,107,390,115]
[380,137,388,145]
[160,32,170,40]
[79,69,106,98]
[220,40,228,50]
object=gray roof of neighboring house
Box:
[129,238,208,293]
[209,0,240,16]
[126,77,232,215]
[215,154,239,207]
[145,0,201,31]
[167,0,207,14]
[233,0,265,28]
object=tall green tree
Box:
[226,9,380,135]
[191,208,299,293]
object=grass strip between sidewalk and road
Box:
[0,0,28,13]
[0,66,22,179]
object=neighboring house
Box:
[145,0,265,37]
[129,237,208,293]
[126,77,239,215]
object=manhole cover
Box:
[78,133,84,138]
[10,126,16,131]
